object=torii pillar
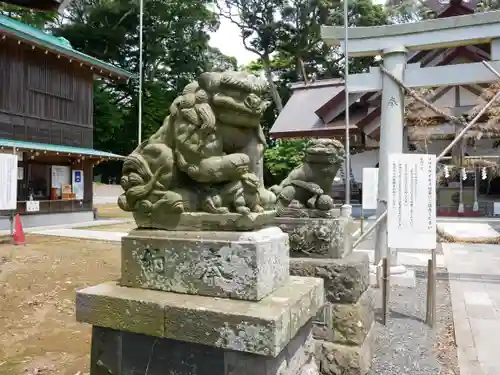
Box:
[374,46,410,283]
[321,10,500,286]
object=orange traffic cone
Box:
[12,214,25,245]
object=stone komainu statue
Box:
[270,138,346,213]
[118,71,277,226]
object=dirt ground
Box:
[0,236,120,375]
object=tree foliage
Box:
[0,2,57,27]
[264,139,308,185]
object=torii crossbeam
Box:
[321,11,500,275]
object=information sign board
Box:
[388,153,436,250]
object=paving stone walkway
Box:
[438,222,500,239]
[442,243,500,375]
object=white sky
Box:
[209,18,257,66]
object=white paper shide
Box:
[0,154,18,211]
[387,153,436,250]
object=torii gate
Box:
[321,11,500,274]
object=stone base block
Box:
[313,288,375,345]
[276,216,349,258]
[290,253,369,304]
[315,323,376,375]
[133,210,276,231]
[121,227,289,301]
[89,321,319,375]
[368,264,416,288]
[76,276,323,357]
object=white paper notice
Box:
[362,168,379,210]
[387,153,436,250]
[51,165,71,189]
[26,200,40,212]
[0,154,18,210]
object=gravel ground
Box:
[367,275,459,375]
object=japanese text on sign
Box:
[387,153,436,250]
[0,154,18,211]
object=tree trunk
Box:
[262,55,283,112]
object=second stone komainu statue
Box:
[270,138,346,214]
[117,71,277,231]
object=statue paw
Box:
[316,194,335,210]
[306,196,317,209]
[236,206,251,215]
[252,205,265,213]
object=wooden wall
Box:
[0,39,94,148]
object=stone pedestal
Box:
[290,253,376,375]
[276,208,350,258]
[76,225,324,375]
[120,227,289,300]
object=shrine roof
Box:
[270,82,344,138]
[0,14,134,81]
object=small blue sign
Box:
[74,171,82,183]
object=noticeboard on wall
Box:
[51,165,71,190]
[0,154,18,210]
[387,153,436,250]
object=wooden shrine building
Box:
[0,15,133,229]
[270,0,500,217]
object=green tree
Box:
[264,139,308,185]
[205,46,238,71]
[217,0,285,111]
[53,0,223,151]
[0,2,57,27]
[49,0,233,179]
